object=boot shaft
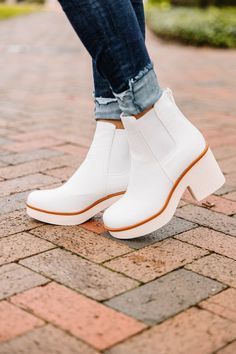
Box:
[121,89,206,182]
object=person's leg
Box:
[27,0,154,225]
[27,1,224,232]
[58,0,162,117]
[92,0,147,122]
[53,3,223,239]
[28,0,154,225]
[92,61,121,121]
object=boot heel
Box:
[187,148,225,201]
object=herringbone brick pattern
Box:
[0,8,235,354]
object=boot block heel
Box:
[187,148,225,201]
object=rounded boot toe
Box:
[27,189,51,210]
[103,200,135,230]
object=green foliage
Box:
[171,0,236,7]
[24,0,46,4]
[146,5,236,48]
[0,4,42,19]
[148,0,236,6]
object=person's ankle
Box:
[134,105,153,119]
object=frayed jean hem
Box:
[113,64,162,116]
[94,97,122,120]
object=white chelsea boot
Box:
[27,122,130,225]
[103,89,225,239]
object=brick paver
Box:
[2,137,63,153]
[225,191,236,202]
[0,325,100,354]
[102,216,197,250]
[0,210,40,238]
[0,6,235,353]
[0,191,29,215]
[226,173,236,190]
[0,263,48,300]
[104,238,208,282]
[0,232,55,265]
[0,157,66,179]
[216,341,236,354]
[219,156,236,174]
[81,214,107,234]
[0,301,43,343]
[176,227,236,260]
[200,288,236,322]
[183,190,236,216]
[11,282,146,350]
[20,248,139,300]
[0,173,59,197]
[0,149,62,166]
[105,308,236,354]
[105,269,225,325]
[44,166,75,181]
[186,254,236,287]
[30,225,132,263]
[176,205,236,236]
[215,184,236,197]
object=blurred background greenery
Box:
[146,0,236,48]
[0,0,45,20]
[0,0,235,48]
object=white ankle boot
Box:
[103,89,225,239]
[27,122,130,225]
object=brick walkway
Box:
[0,8,236,354]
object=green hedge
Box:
[0,4,42,19]
[149,0,236,6]
[23,0,46,4]
[146,4,236,48]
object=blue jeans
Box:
[58,0,162,119]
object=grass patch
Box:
[146,3,236,48]
[0,4,42,20]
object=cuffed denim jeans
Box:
[58,0,162,119]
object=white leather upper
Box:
[106,128,131,195]
[103,89,206,229]
[27,122,130,213]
